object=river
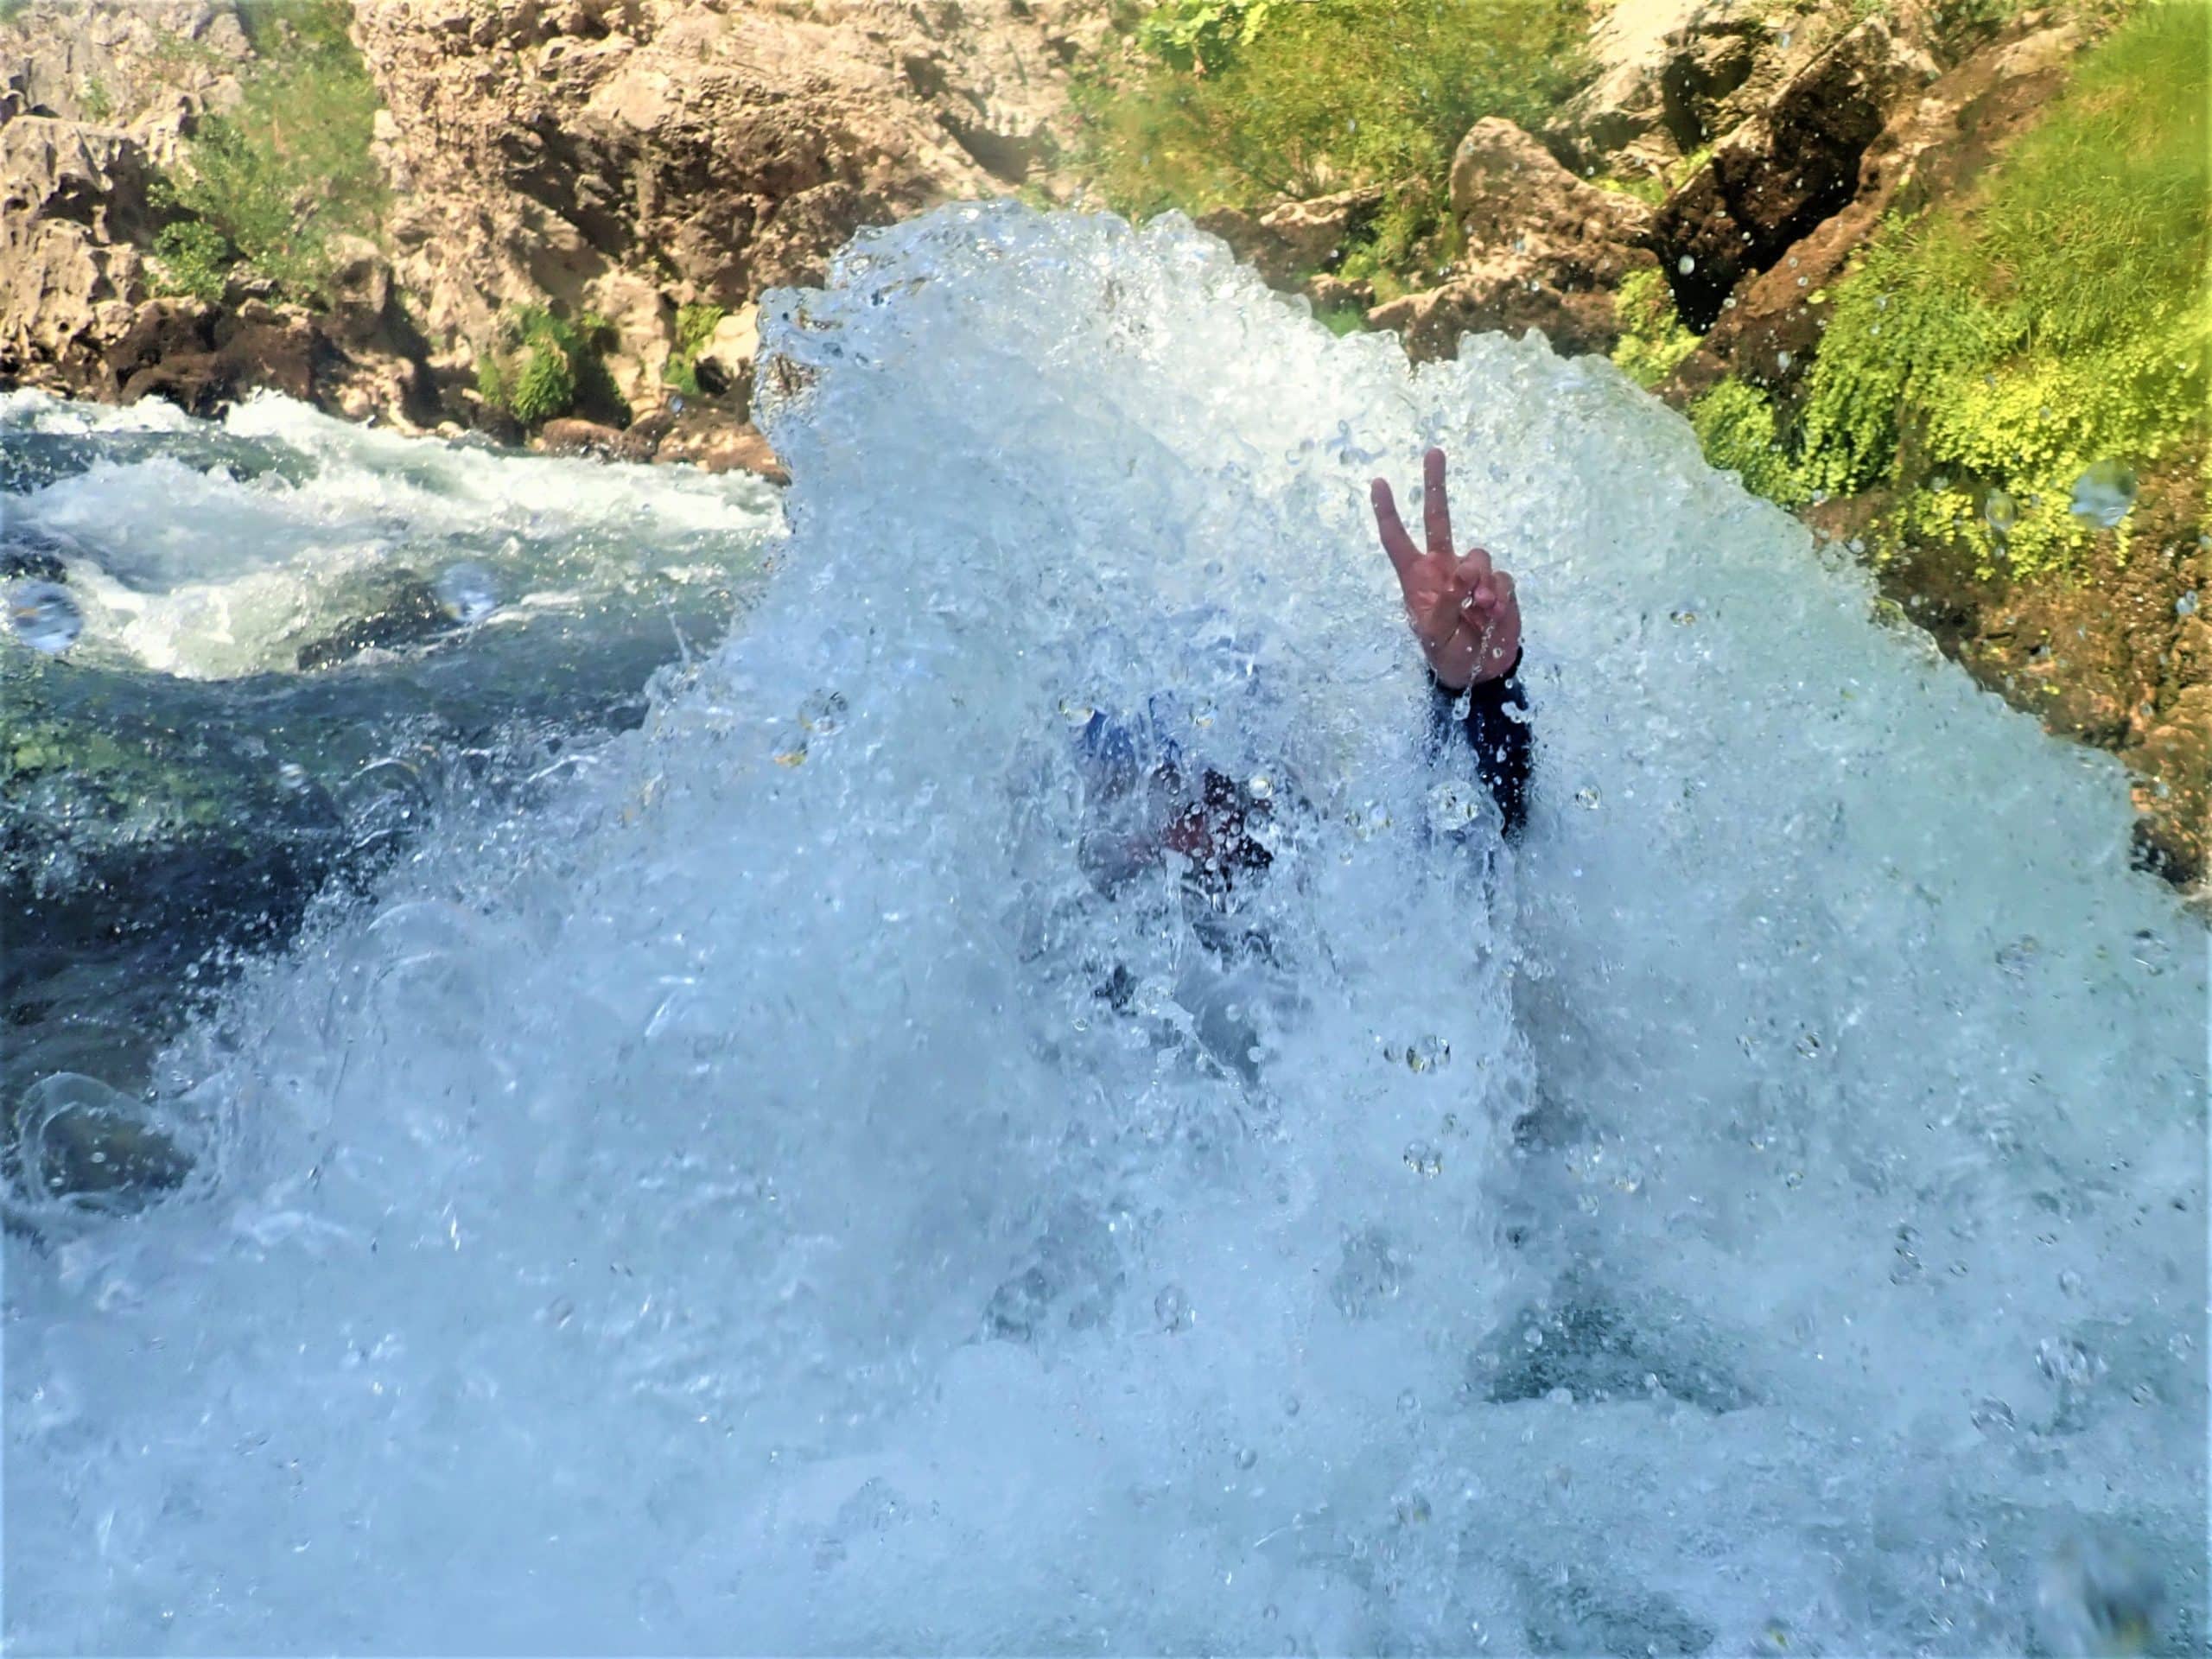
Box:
[5,205,2202,1655]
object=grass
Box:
[1077,0,1592,290]
[1690,0,2209,575]
[147,0,384,306]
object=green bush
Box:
[149,220,235,305]
[478,306,626,429]
[1739,0,2209,575]
[152,0,383,304]
[1611,265,1699,390]
[662,302,726,398]
[1078,0,1592,289]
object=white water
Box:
[1,389,774,680]
[7,207,2204,1655]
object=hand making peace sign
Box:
[1370,448,1522,692]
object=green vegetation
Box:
[1078,0,1592,294]
[1611,266,1700,390]
[149,221,232,305]
[477,306,627,429]
[147,0,383,305]
[662,302,726,398]
[1690,0,2209,575]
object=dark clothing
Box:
[1429,647,1533,841]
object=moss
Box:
[662,302,726,398]
[478,305,628,429]
[150,0,384,305]
[1077,0,1590,294]
[1779,0,2209,577]
[1611,266,1700,390]
[1689,380,1813,508]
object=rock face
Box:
[1652,16,1936,328]
[0,1,245,393]
[0,1,439,425]
[352,0,1112,418]
[1665,17,2079,403]
[1370,118,1656,363]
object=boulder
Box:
[1370,118,1656,364]
[651,410,789,485]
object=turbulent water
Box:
[1,391,777,1107]
[6,207,2205,1654]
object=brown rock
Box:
[1370,118,1656,364]
[1653,16,1936,329]
[1668,17,2078,401]
[1368,277,1626,365]
[652,410,789,485]
[353,0,1116,404]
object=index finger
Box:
[1422,447,1452,561]
[1370,478,1420,579]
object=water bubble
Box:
[2176,592,2197,617]
[6,580,82,653]
[2069,460,2139,529]
[434,561,499,625]
[1402,1141,1442,1177]
[1777,350,1793,372]
[1154,1283,1192,1332]
[1984,488,2018,535]
[2058,1268,2082,1296]
[1396,1388,1419,1414]
[1235,1446,1258,1469]
[1677,255,1695,275]
[798,690,848,735]
[1574,785,1601,810]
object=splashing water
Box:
[2071,460,2140,531]
[7,207,2204,1653]
[4,577,82,653]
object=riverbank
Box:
[2,0,2204,893]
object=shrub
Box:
[149,220,235,305]
[1077,0,1592,290]
[1769,0,2209,575]
[152,0,384,303]
[662,302,726,398]
[478,306,627,429]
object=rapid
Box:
[5,206,2204,1654]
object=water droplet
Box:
[1154,1283,1192,1332]
[1677,254,1696,275]
[1523,1325,1545,1348]
[2177,591,2197,617]
[1281,1393,1300,1416]
[2069,459,2138,529]
[1573,785,1600,810]
[1246,772,1273,799]
[1402,1141,1441,1176]
[6,580,82,653]
[1971,1397,2015,1433]
[2058,1268,2082,1296]
[1235,1446,1258,1469]
[1984,488,2017,534]
[434,561,499,625]
[1776,350,1792,372]
[798,690,847,734]
[1396,1388,1419,1413]
[771,738,807,768]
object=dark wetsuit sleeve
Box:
[1429,648,1532,841]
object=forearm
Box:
[1428,649,1532,841]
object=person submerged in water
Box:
[1076,446,1530,908]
